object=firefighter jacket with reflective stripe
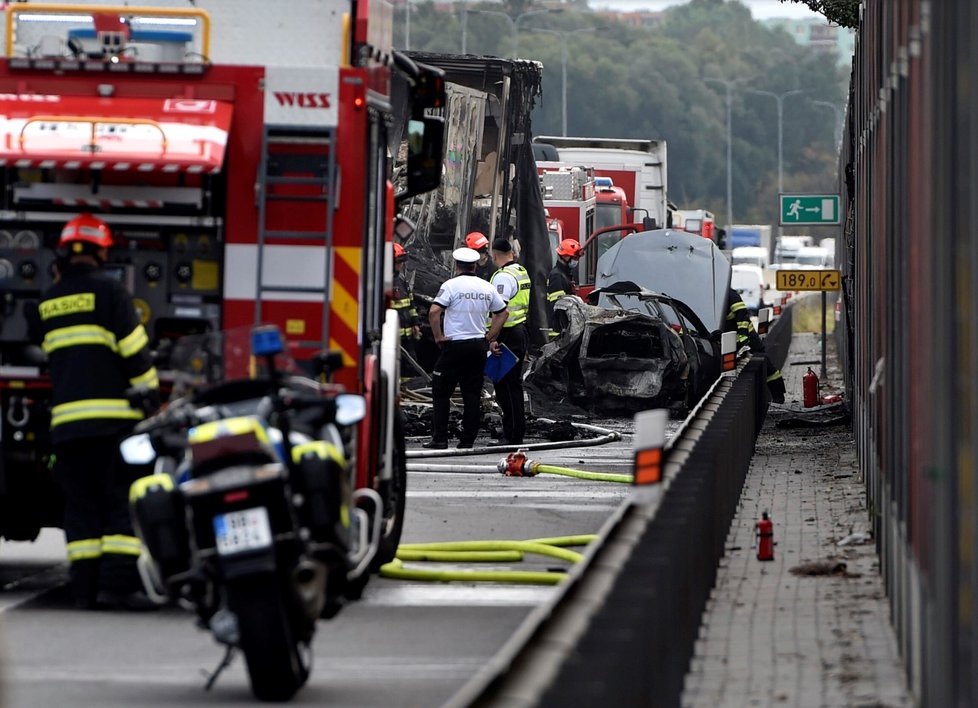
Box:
[393,271,420,337]
[490,262,530,327]
[724,288,785,398]
[724,288,763,351]
[547,260,576,303]
[31,262,158,443]
[547,260,577,330]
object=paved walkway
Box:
[682,331,916,708]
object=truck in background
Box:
[729,224,774,258]
[773,234,815,264]
[674,209,717,244]
[533,136,669,232]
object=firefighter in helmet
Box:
[465,231,492,280]
[392,243,421,378]
[547,238,583,336]
[724,287,786,403]
[29,214,160,610]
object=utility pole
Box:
[813,100,844,149]
[460,2,468,54]
[466,7,561,59]
[404,0,411,50]
[745,88,807,200]
[704,78,737,230]
[745,87,806,256]
[528,27,596,136]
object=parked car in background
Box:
[731,264,769,315]
[796,246,833,268]
[773,235,813,264]
[730,246,770,270]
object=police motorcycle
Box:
[121,325,381,702]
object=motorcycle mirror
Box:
[120,433,156,465]
[334,394,366,426]
[313,350,344,379]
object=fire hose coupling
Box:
[497,451,538,477]
[6,395,31,428]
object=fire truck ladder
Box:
[254,126,337,352]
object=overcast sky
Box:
[590,0,824,21]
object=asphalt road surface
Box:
[0,422,641,707]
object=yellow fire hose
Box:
[405,460,633,485]
[524,463,632,484]
[379,534,597,585]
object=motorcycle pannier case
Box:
[291,441,352,550]
[130,474,191,581]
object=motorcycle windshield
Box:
[166,324,301,403]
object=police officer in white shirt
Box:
[425,247,509,449]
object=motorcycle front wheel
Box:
[226,574,311,701]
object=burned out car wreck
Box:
[528,284,721,413]
[527,229,730,413]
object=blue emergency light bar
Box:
[251,326,284,357]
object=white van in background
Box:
[773,235,813,264]
[731,264,769,315]
[796,246,832,268]
[730,246,770,270]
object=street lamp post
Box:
[460,2,467,54]
[528,27,596,136]
[404,0,411,50]
[704,77,737,230]
[813,100,844,149]
[745,87,806,253]
[465,7,560,59]
[744,88,806,198]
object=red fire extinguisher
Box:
[803,367,820,408]
[756,512,774,561]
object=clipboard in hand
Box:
[484,344,517,383]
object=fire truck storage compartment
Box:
[0,376,62,540]
[0,220,223,364]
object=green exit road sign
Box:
[779,194,841,225]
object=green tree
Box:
[782,0,860,29]
[399,0,849,226]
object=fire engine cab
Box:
[674,208,717,243]
[0,1,445,551]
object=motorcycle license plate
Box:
[213,507,272,555]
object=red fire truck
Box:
[0,1,444,558]
[537,165,595,277]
